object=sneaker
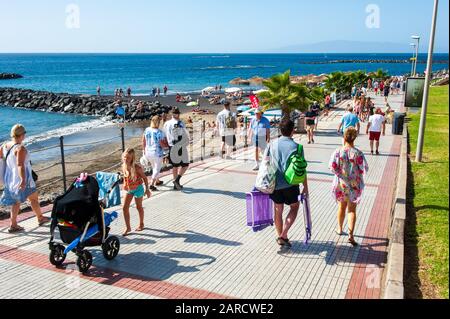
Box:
[252,164,260,171]
[376,151,380,155]
[150,186,158,192]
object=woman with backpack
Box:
[329,127,369,247]
[0,124,50,233]
[143,115,169,191]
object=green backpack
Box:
[284,144,308,185]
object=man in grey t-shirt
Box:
[268,118,309,248]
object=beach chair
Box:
[246,190,274,232]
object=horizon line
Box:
[0,51,448,55]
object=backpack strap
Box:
[5,143,20,161]
[297,144,304,158]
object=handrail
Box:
[28,145,60,154]
[37,178,64,191]
[34,162,61,173]
[63,135,121,148]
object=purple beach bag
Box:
[246,190,274,232]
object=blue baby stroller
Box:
[49,174,121,273]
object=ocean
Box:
[0,53,448,150]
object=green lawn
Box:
[407,85,449,299]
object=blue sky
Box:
[0,0,448,53]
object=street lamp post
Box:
[410,43,416,76]
[416,0,439,163]
[412,35,421,76]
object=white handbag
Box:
[0,145,6,187]
[255,144,276,195]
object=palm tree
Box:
[325,71,345,93]
[259,70,311,119]
[351,70,369,86]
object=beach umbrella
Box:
[225,87,242,94]
[237,105,251,112]
[187,101,198,107]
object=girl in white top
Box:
[0,124,50,233]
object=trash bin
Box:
[392,112,406,135]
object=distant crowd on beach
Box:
[96,85,170,99]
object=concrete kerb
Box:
[383,124,408,299]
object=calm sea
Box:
[0,53,448,147]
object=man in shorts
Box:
[248,108,271,171]
[216,101,237,159]
[366,108,386,155]
[268,118,309,248]
[304,105,318,144]
[164,107,190,190]
[311,102,321,131]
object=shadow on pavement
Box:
[277,240,387,268]
[88,250,216,282]
[181,187,246,200]
[137,228,243,247]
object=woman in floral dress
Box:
[329,127,369,246]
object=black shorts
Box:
[221,135,236,146]
[169,146,190,168]
[270,186,300,206]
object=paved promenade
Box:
[0,92,405,299]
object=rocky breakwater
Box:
[0,73,23,80]
[229,76,265,86]
[0,88,171,122]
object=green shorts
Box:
[127,184,145,198]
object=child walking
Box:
[121,148,151,237]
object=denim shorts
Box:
[127,184,145,198]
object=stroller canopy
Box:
[51,176,103,230]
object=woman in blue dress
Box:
[0,125,50,233]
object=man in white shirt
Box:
[366,108,386,155]
[216,102,236,159]
[163,107,190,190]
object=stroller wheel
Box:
[49,245,66,267]
[76,250,93,273]
[102,236,120,261]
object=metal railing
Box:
[28,127,126,193]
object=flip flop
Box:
[8,225,25,233]
[38,217,51,226]
[348,238,359,247]
[277,238,292,248]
